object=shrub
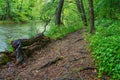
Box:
[44,23,83,39]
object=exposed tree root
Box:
[40,57,63,69]
[69,57,86,62]
[73,66,96,73]
[11,34,51,64]
[74,38,83,43]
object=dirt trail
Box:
[0,29,100,80]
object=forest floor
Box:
[0,29,109,80]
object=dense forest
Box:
[0,0,120,80]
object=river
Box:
[0,22,45,52]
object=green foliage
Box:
[45,22,83,39]
[42,0,84,39]
[0,1,120,79]
[7,38,14,52]
[7,45,14,52]
[90,1,120,79]
[40,0,58,22]
[89,21,120,79]
[94,0,120,19]
[0,0,43,22]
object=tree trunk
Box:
[55,0,64,25]
[76,0,87,26]
[88,0,95,33]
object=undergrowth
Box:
[44,23,83,39]
[89,20,120,79]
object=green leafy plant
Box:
[89,21,120,79]
[7,38,14,52]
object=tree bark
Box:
[55,0,64,25]
[88,0,95,33]
[76,0,87,26]
[11,34,50,64]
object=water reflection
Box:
[0,22,44,52]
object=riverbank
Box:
[0,20,16,24]
[0,20,42,25]
[0,29,110,80]
[0,22,45,53]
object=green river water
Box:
[0,23,45,52]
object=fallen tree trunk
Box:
[12,34,50,47]
[11,33,51,64]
